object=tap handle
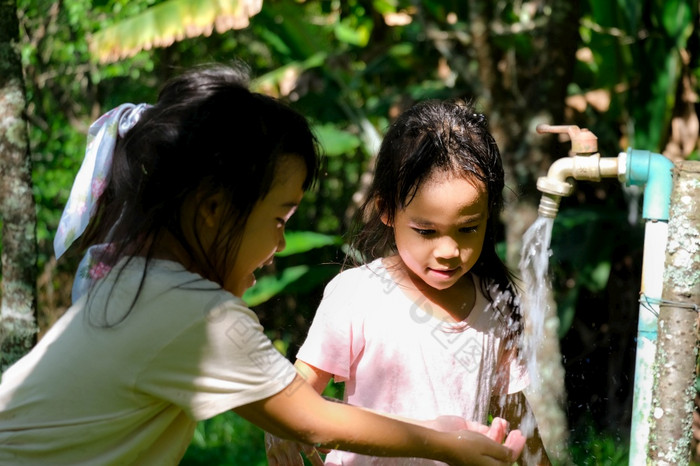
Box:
[536,124,598,154]
[536,124,581,135]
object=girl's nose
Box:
[277,232,287,253]
[434,236,460,259]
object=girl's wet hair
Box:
[352,99,519,318]
[80,63,319,317]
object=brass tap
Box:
[536,124,598,155]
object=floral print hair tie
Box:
[54,103,151,301]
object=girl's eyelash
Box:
[413,228,434,236]
[413,226,478,235]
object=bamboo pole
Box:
[648,161,700,464]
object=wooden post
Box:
[649,161,700,464]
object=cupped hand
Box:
[429,415,525,464]
[264,432,324,466]
[445,427,525,466]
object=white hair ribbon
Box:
[53,103,151,260]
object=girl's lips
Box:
[428,267,459,279]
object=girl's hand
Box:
[503,429,526,459]
[439,416,525,465]
[445,429,525,466]
[430,415,524,449]
[422,415,525,464]
[265,432,324,466]
[466,417,517,444]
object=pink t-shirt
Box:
[297,259,528,465]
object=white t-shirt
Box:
[0,258,297,465]
[297,259,528,466]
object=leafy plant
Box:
[181,411,267,466]
[569,416,629,465]
[242,231,343,307]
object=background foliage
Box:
[9,0,700,462]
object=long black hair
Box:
[78,63,320,322]
[351,99,519,317]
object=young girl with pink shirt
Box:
[267,100,550,465]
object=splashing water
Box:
[517,216,555,465]
[519,215,555,397]
[517,215,571,464]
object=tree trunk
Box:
[0,0,39,372]
[648,161,700,464]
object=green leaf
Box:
[251,53,327,94]
[270,263,340,296]
[90,0,263,63]
[334,18,372,46]
[277,231,343,257]
[313,123,362,157]
[372,0,397,15]
[587,261,611,292]
[557,287,579,338]
[242,265,310,307]
[255,2,334,59]
[660,0,693,43]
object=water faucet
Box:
[535,124,625,218]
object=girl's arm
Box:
[264,360,333,465]
[268,360,523,465]
[294,361,505,434]
[239,375,523,466]
[489,392,551,466]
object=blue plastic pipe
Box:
[625,148,674,465]
[625,148,674,221]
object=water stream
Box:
[519,215,555,397]
[517,215,559,464]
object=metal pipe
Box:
[536,153,624,218]
[542,153,624,183]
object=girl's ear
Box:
[376,198,391,226]
[199,192,227,228]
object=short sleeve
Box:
[296,270,365,382]
[136,298,297,421]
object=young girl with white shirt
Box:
[267,100,550,465]
[0,65,523,466]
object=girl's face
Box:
[224,156,306,297]
[390,171,489,291]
